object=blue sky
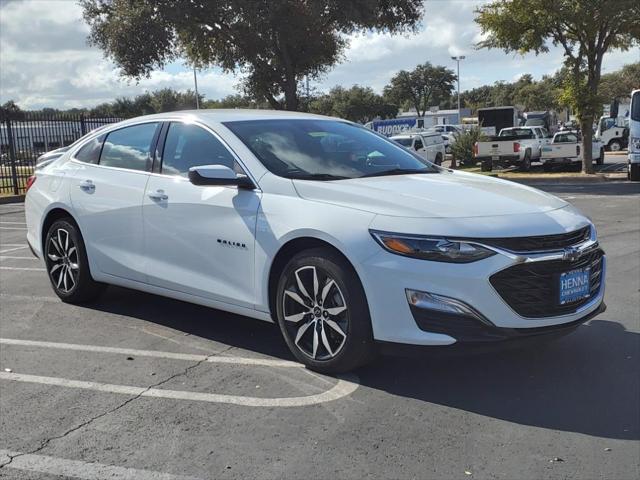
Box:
[1,0,638,109]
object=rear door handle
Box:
[148,189,168,201]
[78,179,95,192]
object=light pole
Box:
[193,65,200,109]
[451,56,465,124]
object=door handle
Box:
[148,189,168,201]
[78,180,95,192]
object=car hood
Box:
[293,170,567,218]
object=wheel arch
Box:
[41,207,78,253]
[267,236,364,321]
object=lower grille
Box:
[490,248,603,318]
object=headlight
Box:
[370,230,496,263]
[630,136,640,153]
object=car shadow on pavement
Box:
[90,286,294,360]
[88,287,638,441]
[358,319,639,441]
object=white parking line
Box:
[0,338,301,368]
[0,226,27,230]
[0,255,37,259]
[0,245,28,254]
[0,221,26,225]
[0,266,45,271]
[0,371,359,407]
[0,449,200,480]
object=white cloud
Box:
[1,0,638,109]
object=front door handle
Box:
[78,179,95,192]
[148,189,168,201]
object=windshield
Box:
[392,137,413,146]
[632,91,640,121]
[525,118,545,127]
[225,119,437,180]
[499,128,534,139]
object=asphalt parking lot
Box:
[1,179,639,479]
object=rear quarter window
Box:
[74,135,105,164]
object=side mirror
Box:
[188,165,255,189]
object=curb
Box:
[0,195,25,204]
[496,173,626,184]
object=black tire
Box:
[275,247,375,373]
[608,140,622,152]
[520,150,531,172]
[596,148,605,165]
[434,153,443,166]
[480,160,492,172]
[630,163,640,182]
[44,218,104,303]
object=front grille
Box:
[478,226,590,252]
[490,248,603,318]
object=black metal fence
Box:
[0,112,124,195]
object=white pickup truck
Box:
[540,131,605,171]
[475,126,551,171]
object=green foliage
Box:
[475,0,640,173]
[599,62,640,101]
[383,62,456,117]
[450,127,486,167]
[80,0,425,111]
[309,86,397,123]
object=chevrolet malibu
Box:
[25,110,606,372]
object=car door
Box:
[142,121,261,309]
[412,137,427,160]
[70,122,160,282]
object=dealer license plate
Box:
[559,267,591,305]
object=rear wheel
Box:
[275,248,375,373]
[520,151,531,172]
[44,219,104,303]
[434,153,443,166]
[480,160,492,172]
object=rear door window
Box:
[99,123,159,171]
[74,135,105,164]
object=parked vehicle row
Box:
[474,126,551,171]
[629,89,640,181]
[540,131,604,171]
[25,110,606,372]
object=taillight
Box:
[513,142,520,153]
[25,176,36,193]
[473,142,478,156]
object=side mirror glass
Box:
[188,165,254,189]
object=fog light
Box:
[405,289,490,324]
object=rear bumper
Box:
[476,155,521,163]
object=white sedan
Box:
[25,110,606,372]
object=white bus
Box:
[629,89,640,181]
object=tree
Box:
[599,62,640,102]
[476,0,640,173]
[0,100,23,119]
[309,85,398,123]
[383,63,456,117]
[80,0,425,111]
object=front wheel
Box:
[275,248,375,373]
[630,163,640,182]
[609,140,622,152]
[44,219,104,303]
[596,148,605,165]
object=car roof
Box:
[116,109,343,127]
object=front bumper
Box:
[360,224,606,347]
[628,153,640,164]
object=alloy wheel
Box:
[47,228,79,293]
[282,265,348,361]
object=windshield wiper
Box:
[288,173,350,181]
[359,168,435,178]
